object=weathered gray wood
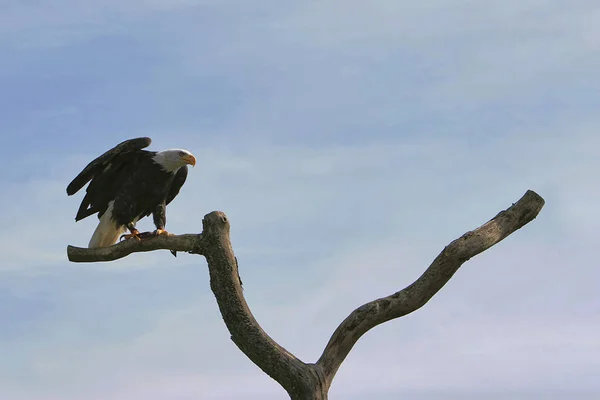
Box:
[67,233,202,262]
[66,190,545,399]
[200,212,327,399]
[315,189,545,388]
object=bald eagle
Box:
[66,137,196,249]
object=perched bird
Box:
[66,137,196,250]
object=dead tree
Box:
[67,189,545,400]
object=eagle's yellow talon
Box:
[120,229,143,241]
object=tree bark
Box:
[67,190,545,399]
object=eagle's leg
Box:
[152,202,177,257]
[152,203,173,237]
[120,223,143,241]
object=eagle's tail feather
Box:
[89,201,126,248]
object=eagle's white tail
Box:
[89,201,126,248]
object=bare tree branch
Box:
[315,189,545,388]
[67,234,203,262]
[198,212,325,399]
[66,190,544,399]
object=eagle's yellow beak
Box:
[182,154,196,167]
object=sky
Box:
[0,1,599,399]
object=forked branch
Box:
[67,212,325,399]
[66,190,545,399]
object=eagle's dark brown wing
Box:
[66,137,153,221]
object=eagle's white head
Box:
[153,149,196,172]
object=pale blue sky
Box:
[1,1,599,399]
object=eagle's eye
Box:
[178,151,185,157]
